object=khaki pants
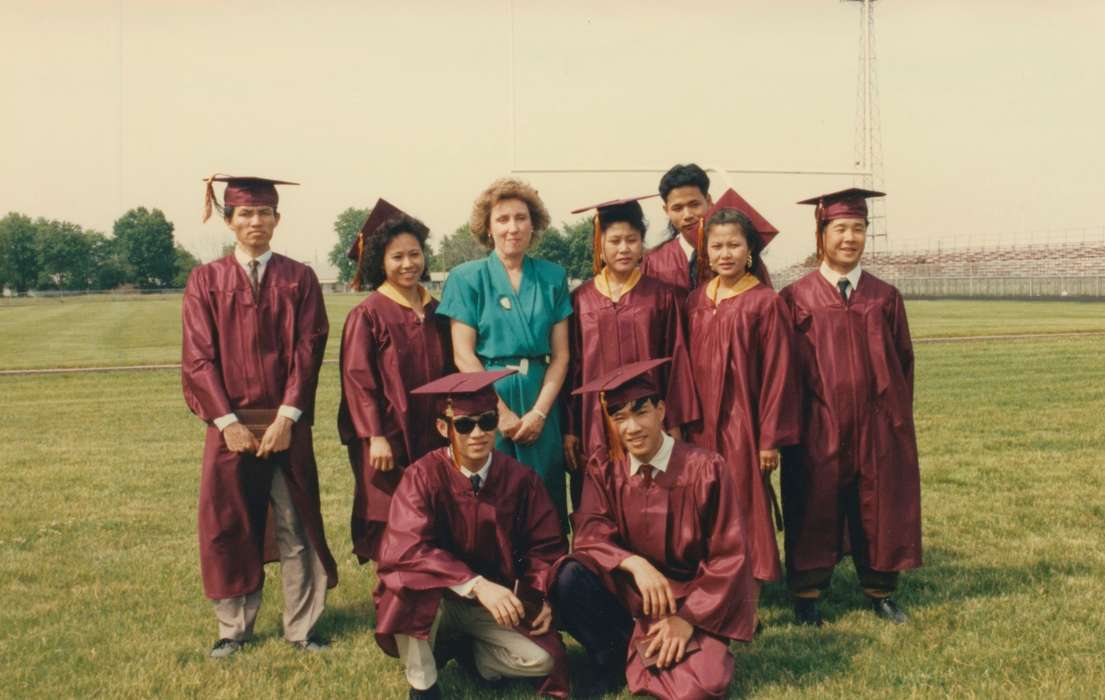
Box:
[395,598,554,691]
[212,469,328,642]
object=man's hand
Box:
[529,601,553,635]
[644,615,694,669]
[563,434,583,472]
[367,436,395,471]
[256,416,293,459]
[222,422,259,454]
[512,411,546,446]
[759,448,780,473]
[473,579,526,627]
[619,555,676,618]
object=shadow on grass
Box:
[315,599,376,642]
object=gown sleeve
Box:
[181,269,232,422]
[340,305,388,439]
[280,266,328,416]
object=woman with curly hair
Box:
[338,199,453,563]
[437,178,573,528]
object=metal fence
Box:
[770,272,1105,299]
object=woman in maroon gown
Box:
[338,199,452,563]
[685,191,799,589]
[563,196,698,506]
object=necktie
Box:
[639,464,654,487]
[470,474,482,494]
[837,278,850,304]
[248,260,260,302]
[688,251,697,286]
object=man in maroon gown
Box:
[182,175,337,658]
[374,370,570,699]
[551,359,757,700]
[640,163,714,295]
[779,188,922,626]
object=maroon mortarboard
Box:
[411,369,516,417]
[572,358,671,460]
[571,194,659,276]
[202,174,298,222]
[706,188,780,247]
[797,187,885,224]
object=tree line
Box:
[326,206,600,285]
[0,208,199,294]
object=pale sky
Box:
[2,1,1104,276]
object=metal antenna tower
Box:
[846,0,887,250]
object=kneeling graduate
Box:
[373,370,570,699]
[550,359,758,700]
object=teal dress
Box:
[437,253,573,526]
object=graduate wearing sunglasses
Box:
[374,370,570,699]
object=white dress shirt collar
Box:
[677,233,696,262]
[234,246,273,281]
[819,261,863,298]
[629,432,675,476]
[457,452,493,482]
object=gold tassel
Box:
[446,399,462,470]
[695,218,708,283]
[351,234,366,291]
[591,211,603,277]
[202,174,220,223]
[600,391,625,461]
[814,200,825,261]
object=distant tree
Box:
[434,224,486,272]
[0,212,40,294]
[530,226,571,271]
[113,207,177,288]
[172,244,202,287]
[327,207,371,285]
[35,218,94,290]
[89,235,128,290]
[560,218,597,281]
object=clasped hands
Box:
[472,578,553,635]
[500,406,545,446]
[222,417,293,458]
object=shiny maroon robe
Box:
[566,276,699,462]
[564,443,757,700]
[181,253,337,600]
[338,292,452,562]
[778,270,922,574]
[685,283,800,582]
[374,448,570,698]
[640,235,706,297]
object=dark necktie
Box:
[249,260,260,302]
[639,464,654,487]
[837,278,850,304]
[470,474,482,494]
[688,250,697,286]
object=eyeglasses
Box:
[451,411,499,435]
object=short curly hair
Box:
[469,177,551,249]
[357,214,431,290]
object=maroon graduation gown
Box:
[338,292,452,562]
[566,276,699,461]
[181,253,337,600]
[374,448,570,698]
[564,442,757,700]
[641,235,706,297]
[685,283,800,582]
[778,270,922,574]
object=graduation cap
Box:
[797,188,885,259]
[412,369,516,469]
[202,174,299,222]
[705,188,780,247]
[571,194,659,276]
[345,198,408,291]
[571,357,671,461]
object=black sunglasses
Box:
[451,410,499,435]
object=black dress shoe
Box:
[289,637,331,652]
[210,638,244,658]
[869,597,908,624]
[794,598,823,627]
[408,683,441,700]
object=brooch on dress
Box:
[499,296,513,310]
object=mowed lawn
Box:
[1,295,1104,370]
[1,305,1105,697]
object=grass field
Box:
[2,299,1104,698]
[2,294,1105,370]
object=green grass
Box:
[2,310,1104,696]
[1,296,1103,370]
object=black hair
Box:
[658,163,710,202]
[223,205,278,220]
[599,201,648,236]
[358,214,432,289]
[706,208,764,270]
[606,394,662,416]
